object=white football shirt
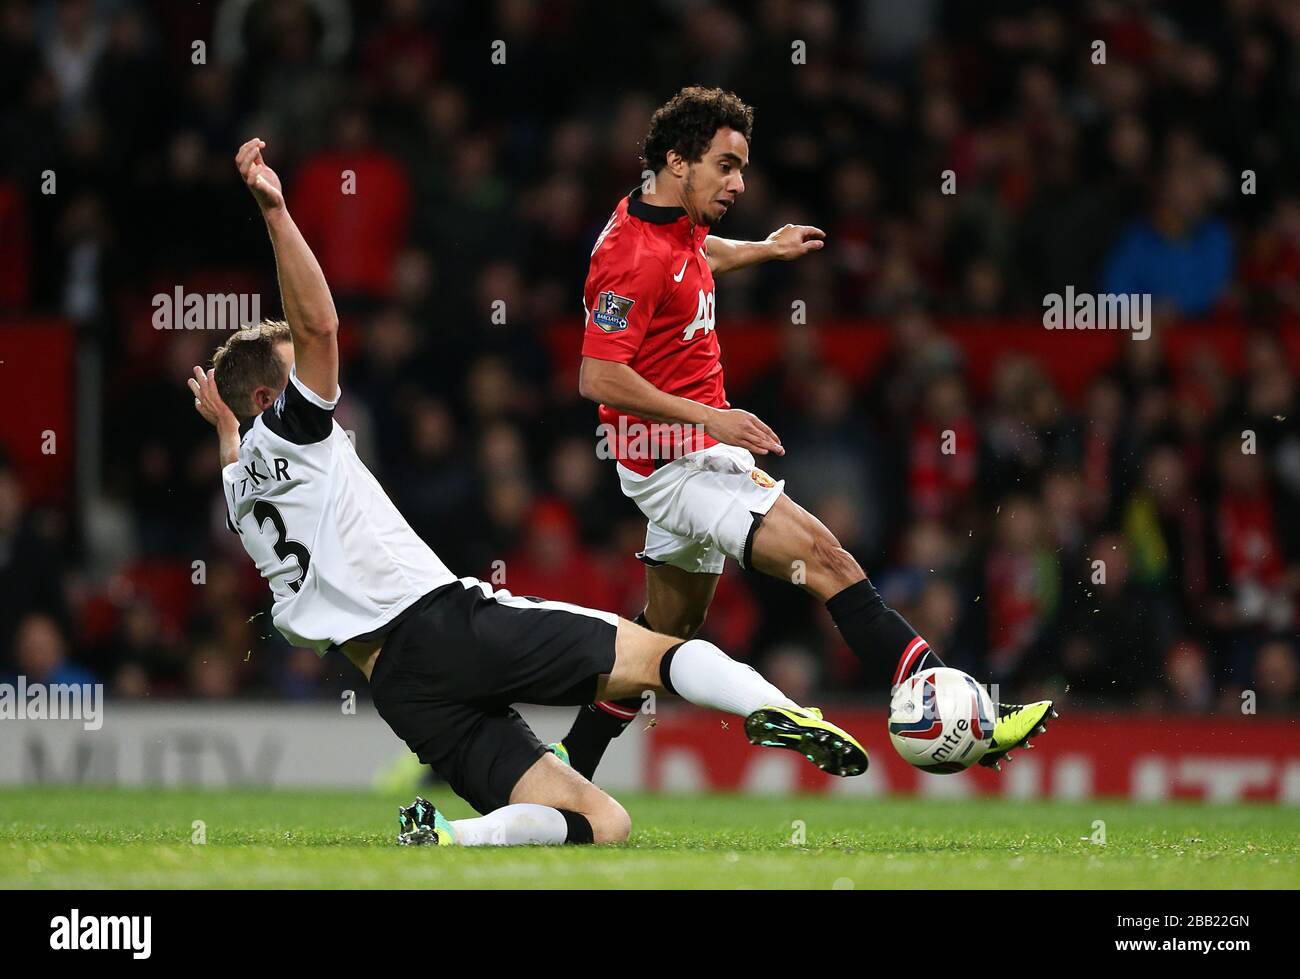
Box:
[222,367,456,654]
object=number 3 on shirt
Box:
[252,499,312,592]
[682,289,715,342]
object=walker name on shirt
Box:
[233,456,295,499]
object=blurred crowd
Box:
[1,0,1298,713]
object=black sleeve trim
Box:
[260,374,335,445]
[741,509,766,570]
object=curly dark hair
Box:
[642,86,754,173]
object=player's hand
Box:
[188,366,238,432]
[704,408,785,456]
[236,138,284,213]
[765,224,825,261]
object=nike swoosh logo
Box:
[672,258,689,282]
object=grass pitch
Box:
[1,788,1297,889]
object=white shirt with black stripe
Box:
[222,366,456,655]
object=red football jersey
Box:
[581,188,729,476]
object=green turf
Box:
[1,788,1297,888]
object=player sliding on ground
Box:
[187,138,867,848]
[558,87,1055,778]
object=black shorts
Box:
[369,579,619,814]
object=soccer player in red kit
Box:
[554,87,1055,778]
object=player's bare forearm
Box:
[264,208,338,342]
[216,421,241,468]
[264,210,341,399]
[579,357,712,426]
[236,138,338,400]
[262,207,339,397]
[704,237,775,275]
[579,357,783,455]
[705,224,826,275]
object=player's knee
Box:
[588,794,631,844]
[809,528,863,592]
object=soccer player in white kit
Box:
[186,138,869,847]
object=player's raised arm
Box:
[704,224,825,275]
[235,138,339,401]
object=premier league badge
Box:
[593,291,635,332]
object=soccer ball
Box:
[888,667,995,773]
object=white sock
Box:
[449,804,571,846]
[666,639,798,716]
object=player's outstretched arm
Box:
[235,138,339,401]
[705,224,825,275]
[579,356,784,456]
[187,366,241,467]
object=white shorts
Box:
[616,443,786,575]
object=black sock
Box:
[561,700,641,780]
[559,611,653,779]
[558,809,594,845]
[825,579,944,688]
[659,641,682,695]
